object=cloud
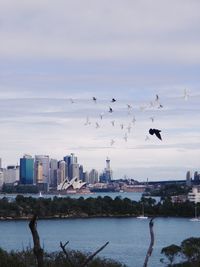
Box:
[0,0,200,64]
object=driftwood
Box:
[80,241,109,267]
[143,218,155,267]
[60,241,74,267]
[29,215,44,267]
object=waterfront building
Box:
[3,165,19,184]
[20,155,34,184]
[88,169,99,184]
[188,186,200,203]
[50,159,58,188]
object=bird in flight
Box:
[149,117,154,122]
[123,133,128,142]
[149,128,162,140]
[70,98,75,104]
[183,89,189,101]
[92,97,97,103]
[95,122,100,129]
[99,113,104,120]
[120,124,124,130]
[111,98,116,103]
[110,139,115,146]
[84,116,91,126]
[109,107,113,113]
[111,120,115,127]
[127,124,131,133]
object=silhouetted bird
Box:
[109,107,113,113]
[149,128,162,140]
[92,97,97,102]
[111,98,116,102]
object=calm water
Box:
[0,217,199,267]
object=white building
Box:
[88,169,99,184]
[3,166,19,184]
[188,186,200,203]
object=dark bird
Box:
[109,107,113,113]
[111,98,116,103]
[92,97,97,102]
[149,128,162,140]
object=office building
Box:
[50,159,58,188]
[20,155,34,184]
[88,169,98,184]
[57,160,66,185]
[100,157,113,183]
[35,155,50,185]
[3,165,19,184]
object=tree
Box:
[161,244,181,266]
[181,237,200,263]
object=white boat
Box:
[190,206,200,222]
[136,215,148,219]
[39,191,43,197]
[137,204,148,219]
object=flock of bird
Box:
[69,89,190,146]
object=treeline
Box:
[0,195,197,219]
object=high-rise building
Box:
[79,165,84,181]
[88,169,98,184]
[35,161,43,183]
[35,155,50,184]
[50,159,58,188]
[100,157,113,183]
[69,163,79,180]
[186,171,192,186]
[57,160,66,185]
[20,155,34,184]
[0,170,4,188]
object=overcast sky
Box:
[0,0,200,181]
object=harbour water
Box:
[0,217,199,267]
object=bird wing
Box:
[155,130,162,140]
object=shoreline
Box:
[0,214,192,221]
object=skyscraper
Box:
[57,160,66,185]
[88,169,99,184]
[100,157,113,183]
[20,155,34,184]
[35,155,50,191]
[50,159,58,188]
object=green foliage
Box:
[0,195,198,219]
[161,237,200,266]
[161,244,181,265]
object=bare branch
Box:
[80,241,109,267]
[143,218,155,267]
[60,241,74,267]
[29,215,44,267]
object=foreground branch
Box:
[60,241,74,267]
[143,218,155,267]
[80,241,109,267]
[29,215,44,267]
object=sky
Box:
[0,0,200,181]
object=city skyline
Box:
[0,1,200,180]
